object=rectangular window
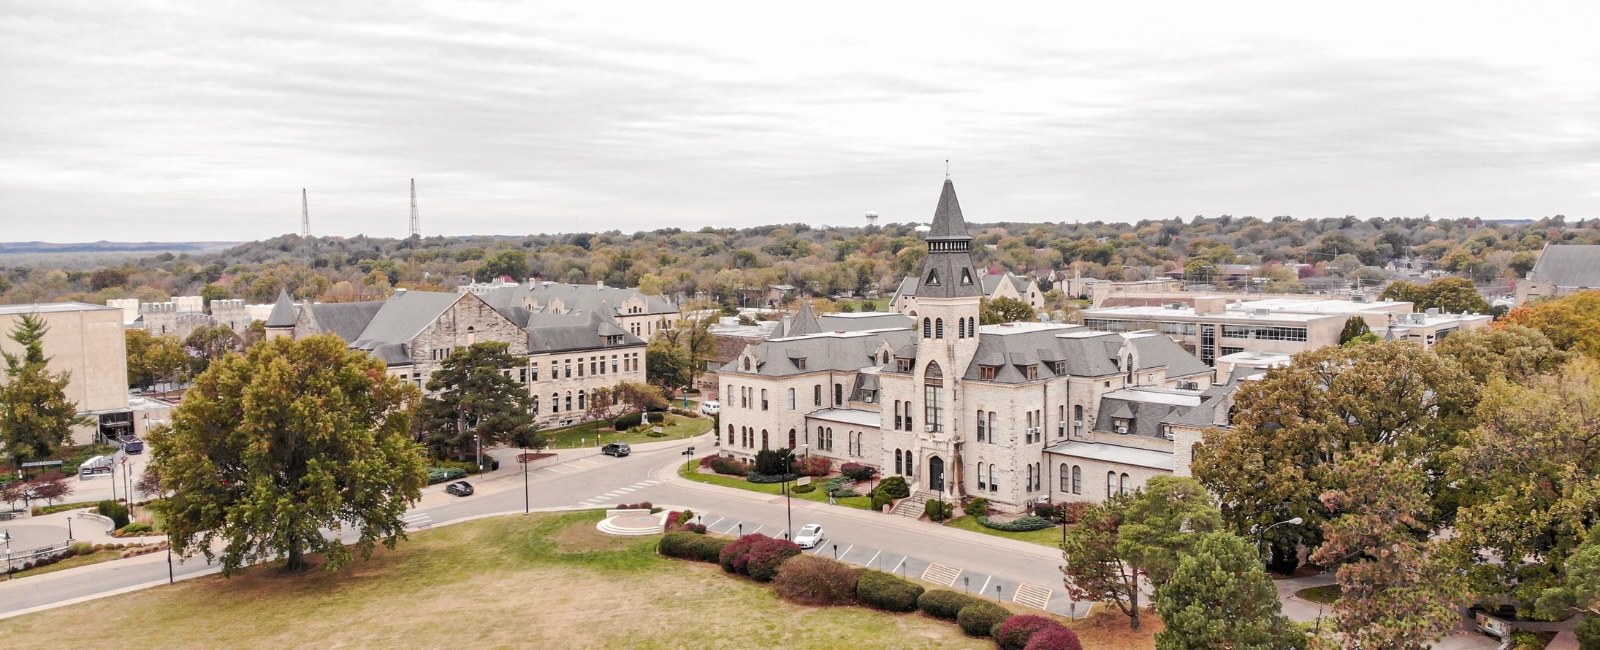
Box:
[979,366,997,380]
[530,362,539,381]
[1221,346,1244,356]
[1200,324,1216,367]
[564,360,572,379]
[894,401,903,430]
[924,385,943,432]
[896,359,912,373]
[1024,365,1038,380]
[578,358,585,377]
[976,410,986,442]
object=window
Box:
[923,362,944,433]
[958,318,966,338]
[564,360,572,378]
[988,412,996,442]
[834,383,843,405]
[589,358,597,376]
[531,395,539,415]
[530,362,539,381]
[823,427,834,451]
[935,318,944,339]
[988,465,996,492]
[728,425,734,445]
[761,389,768,411]
[551,393,560,413]
[1026,465,1032,493]
[976,410,986,442]
[977,462,987,490]
[1024,365,1038,380]
[789,428,796,448]
[1220,325,1308,342]
[1107,472,1117,498]
[1120,473,1130,495]
[894,400,903,430]
[906,452,914,477]
[762,430,769,450]
[519,368,527,383]
[788,388,796,410]
[1060,464,1069,492]
[564,392,572,412]
[979,366,997,380]
[925,269,940,286]
[577,390,585,411]
[612,356,618,373]
[814,385,822,406]
[1220,346,1244,356]
[1034,463,1042,491]
[961,268,973,285]
[1072,465,1081,494]
[923,318,932,338]
[896,358,912,373]
[896,450,904,475]
[968,317,976,338]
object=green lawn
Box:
[944,516,1065,548]
[1296,584,1341,604]
[678,461,874,510]
[543,413,713,449]
[0,511,996,650]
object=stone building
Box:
[1517,243,1600,305]
[107,296,256,339]
[718,180,1220,514]
[891,270,1044,313]
[264,287,648,428]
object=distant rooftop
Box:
[977,321,1081,336]
[0,302,118,316]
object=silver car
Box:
[793,524,825,549]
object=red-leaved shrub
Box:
[772,555,861,606]
[1023,626,1083,650]
[798,455,832,477]
[743,537,802,582]
[994,615,1068,650]
[718,533,769,574]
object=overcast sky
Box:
[2,1,1597,242]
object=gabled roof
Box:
[306,301,386,342]
[265,289,299,328]
[1528,244,1600,288]
[523,309,645,354]
[350,291,465,347]
[480,281,676,317]
[787,301,823,337]
[732,330,917,378]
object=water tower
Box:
[865,211,879,229]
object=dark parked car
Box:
[445,481,474,496]
[601,443,631,457]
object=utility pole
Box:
[409,178,420,237]
[301,189,310,237]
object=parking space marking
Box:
[835,544,854,562]
[863,550,881,569]
[922,562,962,587]
[706,517,724,530]
[1014,583,1052,610]
[546,465,574,473]
[890,556,906,575]
[579,459,602,467]
[979,575,993,596]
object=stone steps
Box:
[890,492,931,518]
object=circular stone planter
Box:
[596,509,666,536]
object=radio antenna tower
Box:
[409,178,420,237]
[301,189,310,237]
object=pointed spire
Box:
[787,300,823,337]
[928,179,972,240]
[265,288,300,328]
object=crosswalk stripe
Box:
[921,562,962,587]
[1013,583,1052,610]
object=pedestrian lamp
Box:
[1257,517,1304,565]
[67,517,73,542]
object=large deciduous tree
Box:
[150,334,427,574]
[1451,358,1600,609]
[1192,341,1476,572]
[1501,290,1600,358]
[184,324,244,376]
[0,314,89,470]
[1380,277,1491,315]
[1432,324,1570,384]
[417,342,540,461]
[1310,452,1466,649]
[1336,316,1370,345]
[1155,532,1307,650]
[1062,477,1221,630]
[124,328,189,392]
[980,296,1037,325]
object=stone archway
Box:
[929,455,945,493]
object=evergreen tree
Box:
[1155,532,1307,650]
[417,341,540,461]
[1337,316,1370,344]
[0,314,89,470]
[150,334,427,574]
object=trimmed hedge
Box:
[840,462,877,481]
[97,500,130,529]
[994,615,1067,650]
[876,476,911,499]
[918,589,979,620]
[773,555,861,606]
[978,516,1054,532]
[711,457,752,477]
[746,472,800,484]
[1023,626,1084,650]
[856,570,924,612]
[956,601,1012,637]
[965,496,991,517]
[792,484,816,494]
[659,531,730,563]
[924,499,953,521]
[744,537,802,582]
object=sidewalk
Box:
[415,434,712,509]
[1273,572,1337,624]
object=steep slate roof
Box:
[979,272,1031,296]
[265,289,300,328]
[891,276,920,305]
[480,281,676,317]
[1528,244,1600,288]
[739,330,917,378]
[927,178,969,240]
[349,291,464,347]
[916,180,985,300]
[817,313,915,332]
[523,309,645,354]
[1127,332,1212,379]
[305,301,385,342]
[787,301,823,337]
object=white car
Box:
[700,400,721,416]
[793,524,825,549]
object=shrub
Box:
[840,462,876,481]
[660,531,729,562]
[966,496,991,517]
[876,476,911,499]
[979,516,1054,532]
[1023,626,1083,650]
[956,601,1012,637]
[773,555,861,606]
[698,455,717,467]
[744,537,802,582]
[1062,502,1092,524]
[685,523,708,534]
[994,615,1067,650]
[754,448,790,475]
[711,457,752,477]
[69,542,94,556]
[97,500,130,529]
[792,484,816,494]
[797,455,832,477]
[118,523,154,535]
[871,491,894,512]
[719,533,769,574]
[616,501,654,511]
[1577,616,1600,650]
[746,472,798,484]
[825,476,860,498]
[918,589,979,620]
[1031,502,1062,523]
[856,570,924,612]
[924,499,953,521]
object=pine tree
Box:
[417,341,540,461]
[1156,532,1307,650]
[1336,316,1370,344]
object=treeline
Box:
[2,214,1596,309]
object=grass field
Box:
[677,461,874,510]
[0,511,1004,649]
[542,413,714,449]
[1296,584,1342,604]
[944,516,1065,548]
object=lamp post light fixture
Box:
[1257,516,1305,565]
[782,445,808,541]
[522,446,530,515]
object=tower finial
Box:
[945,159,950,179]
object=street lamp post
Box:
[522,445,529,515]
[1257,516,1305,566]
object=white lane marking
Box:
[835,544,853,561]
[747,525,763,536]
[546,465,574,473]
[890,556,906,575]
[863,550,881,568]
[579,459,602,467]
[978,575,992,596]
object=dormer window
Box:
[925,269,940,286]
[1024,365,1038,380]
[1113,418,1132,434]
[742,357,752,372]
[896,358,913,373]
[793,357,807,370]
[961,268,973,285]
[1049,361,1067,375]
[979,365,998,380]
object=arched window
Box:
[728,424,735,445]
[924,361,944,433]
[743,357,752,371]
[1026,465,1033,492]
[1074,404,1083,426]
[895,449,904,475]
[1120,473,1130,495]
[968,317,976,336]
[552,393,560,413]
[466,326,476,346]
[1072,465,1082,494]
[1060,464,1069,492]
[935,318,944,339]
[923,318,931,338]
[788,388,796,410]
[1126,355,1135,384]
[834,383,843,405]
[789,428,797,448]
[577,390,586,411]
[1035,463,1043,490]
[958,318,966,339]
[907,453,915,477]
[988,464,996,492]
[565,392,572,412]
[1107,472,1117,499]
[894,400,903,430]
[762,430,769,450]
[977,462,987,490]
[817,426,825,449]
[987,412,996,441]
